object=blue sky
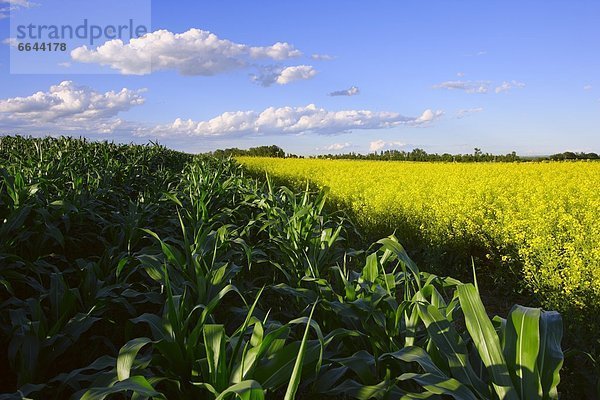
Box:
[1,0,599,155]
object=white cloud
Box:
[433,80,490,94]
[71,28,302,76]
[329,86,360,97]
[319,142,351,151]
[248,41,302,60]
[0,81,145,134]
[584,84,592,91]
[495,80,526,93]
[276,65,317,85]
[136,105,442,138]
[251,65,318,86]
[311,54,335,61]
[456,72,465,77]
[369,140,407,152]
[414,109,444,124]
[457,107,484,118]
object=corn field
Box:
[0,136,570,399]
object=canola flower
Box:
[239,157,600,319]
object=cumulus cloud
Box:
[495,80,525,93]
[369,140,407,152]
[251,65,317,86]
[457,107,484,118]
[433,80,490,94]
[136,105,442,138]
[70,28,303,76]
[275,65,317,84]
[456,72,465,77]
[414,109,444,124]
[319,142,351,151]
[329,86,360,97]
[0,81,145,134]
[583,84,592,91]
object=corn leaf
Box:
[457,284,518,400]
[116,337,152,381]
[538,311,563,400]
[283,301,318,400]
[503,305,542,399]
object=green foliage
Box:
[0,136,567,399]
[212,145,287,159]
[548,151,599,160]
[311,147,522,162]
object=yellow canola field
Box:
[239,157,600,316]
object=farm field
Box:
[239,158,600,349]
[0,137,572,399]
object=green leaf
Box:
[416,302,489,398]
[503,305,542,399]
[377,236,421,292]
[204,324,229,392]
[380,346,444,376]
[284,301,318,400]
[362,253,379,283]
[214,380,265,400]
[328,379,397,400]
[131,314,171,341]
[404,303,420,347]
[311,365,348,393]
[116,257,129,278]
[537,311,563,400]
[162,191,183,207]
[200,284,243,326]
[457,284,518,400]
[241,324,292,385]
[117,337,152,381]
[81,376,164,400]
[332,351,377,384]
[399,372,479,400]
[51,355,115,387]
[230,287,265,380]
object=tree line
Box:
[209,145,599,162]
[547,151,599,160]
[313,147,520,162]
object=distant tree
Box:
[548,151,599,161]
[210,145,288,158]
[246,145,285,158]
